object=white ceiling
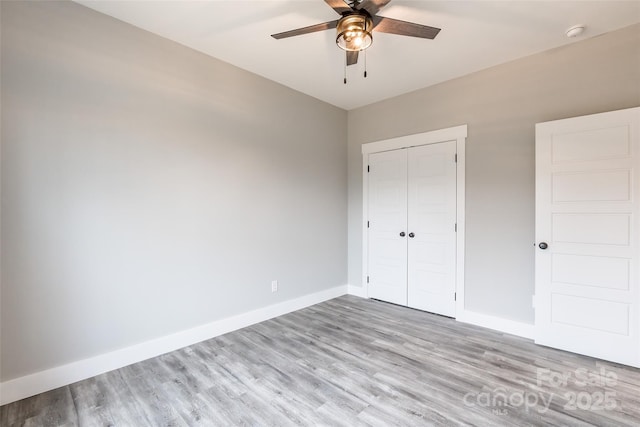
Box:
[76,1,640,110]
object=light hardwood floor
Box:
[2,295,639,426]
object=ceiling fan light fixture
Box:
[336,14,373,51]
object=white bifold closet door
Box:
[368,141,457,317]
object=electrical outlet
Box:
[271,280,278,293]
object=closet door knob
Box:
[538,242,548,250]
[399,232,406,237]
[408,232,415,238]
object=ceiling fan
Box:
[271,0,441,69]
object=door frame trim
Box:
[362,125,467,318]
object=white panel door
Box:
[368,149,408,305]
[407,142,457,316]
[535,107,640,367]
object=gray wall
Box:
[348,24,640,324]
[1,1,347,381]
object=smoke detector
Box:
[566,25,585,38]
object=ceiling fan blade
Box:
[346,50,359,66]
[355,0,392,16]
[271,20,338,39]
[324,0,353,15]
[373,16,441,39]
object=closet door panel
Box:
[407,142,457,316]
[367,149,408,305]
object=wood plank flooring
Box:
[2,295,639,426]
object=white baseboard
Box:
[457,309,534,339]
[347,284,367,298]
[0,285,348,406]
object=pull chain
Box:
[344,53,347,84]
[364,50,367,78]
[364,15,368,78]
